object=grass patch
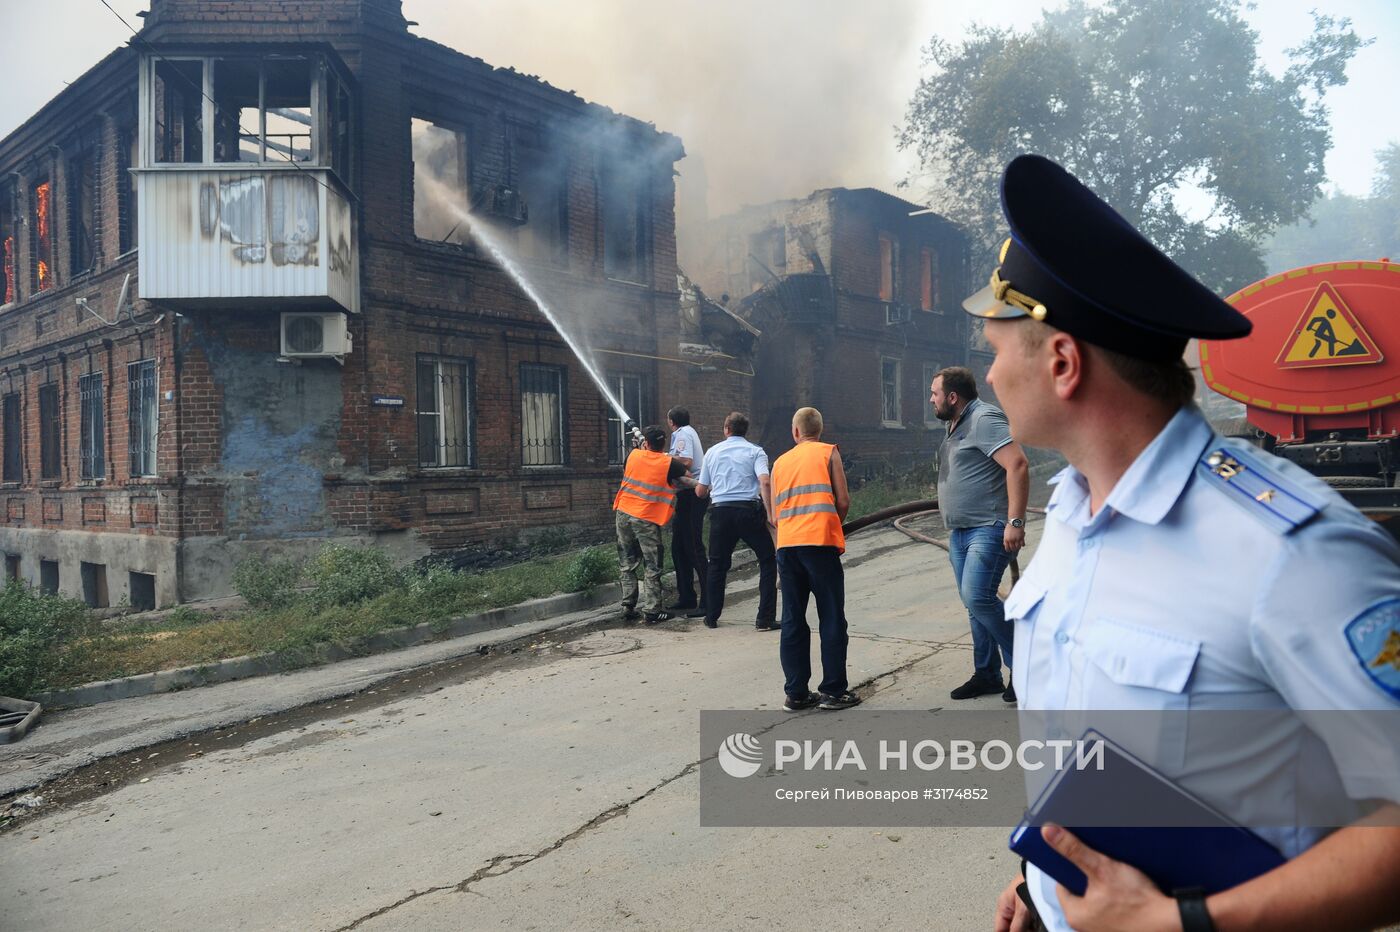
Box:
[846,465,936,522]
[22,543,620,695]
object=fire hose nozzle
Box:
[624,418,645,447]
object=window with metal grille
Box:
[416,356,474,468]
[520,363,565,466]
[39,383,61,479]
[68,150,97,277]
[128,360,158,477]
[79,373,105,479]
[605,373,646,466]
[881,356,902,427]
[2,394,20,481]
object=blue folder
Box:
[1009,729,1286,897]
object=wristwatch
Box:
[1009,517,1025,529]
[1174,888,1216,932]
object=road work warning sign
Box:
[1276,281,1382,369]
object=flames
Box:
[34,181,51,291]
[2,236,12,305]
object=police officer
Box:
[970,156,1400,932]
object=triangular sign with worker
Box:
[1276,281,1383,369]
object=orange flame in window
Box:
[35,182,51,292]
[2,236,13,305]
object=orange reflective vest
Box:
[613,448,677,526]
[772,441,845,552]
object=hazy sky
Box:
[3,0,1397,219]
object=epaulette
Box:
[1195,442,1325,535]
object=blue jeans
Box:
[947,523,1014,682]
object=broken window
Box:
[520,363,565,466]
[920,247,939,312]
[153,59,205,164]
[68,150,98,277]
[118,124,138,254]
[128,360,158,477]
[212,57,314,163]
[878,233,897,302]
[416,356,474,468]
[0,183,15,304]
[605,373,646,466]
[32,178,54,293]
[327,66,354,185]
[748,228,786,292]
[79,372,104,480]
[81,561,109,609]
[517,140,568,265]
[40,559,58,595]
[602,164,650,284]
[881,356,901,427]
[412,118,471,245]
[2,394,20,481]
[39,383,61,479]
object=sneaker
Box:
[755,621,780,631]
[950,675,1005,700]
[818,691,861,710]
[643,611,675,625]
[1003,684,1017,704]
[685,606,709,618]
[784,691,821,712]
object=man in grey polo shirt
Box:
[931,366,1029,702]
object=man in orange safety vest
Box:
[613,424,688,623]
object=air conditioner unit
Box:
[281,312,352,361]
[885,302,912,325]
[486,185,529,225]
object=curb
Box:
[31,585,620,710]
[0,697,41,743]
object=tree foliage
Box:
[900,0,1368,294]
[1265,141,1400,272]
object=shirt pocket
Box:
[1079,618,1201,768]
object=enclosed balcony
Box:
[135,52,359,313]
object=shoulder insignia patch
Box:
[1345,597,1400,702]
[1196,443,1324,535]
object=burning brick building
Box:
[0,0,695,607]
[686,188,971,474]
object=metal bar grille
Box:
[79,373,105,479]
[520,363,564,466]
[606,373,645,465]
[416,357,473,468]
[128,360,157,477]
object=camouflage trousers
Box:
[615,510,666,614]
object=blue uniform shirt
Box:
[698,436,770,504]
[1007,407,1400,931]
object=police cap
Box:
[962,154,1252,361]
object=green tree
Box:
[900,0,1368,294]
[1265,141,1400,272]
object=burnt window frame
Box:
[38,382,61,479]
[67,143,99,278]
[410,114,473,248]
[79,372,105,480]
[0,182,16,306]
[513,128,569,268]
[128,359,158,478]
[117,120,140,255]
[519,362,567,467]
[2,393,21,482]
[920,246,940,313]
[601,161,653,285]
[747,227,786,293]
[31,176,55,294]
[878,232,898,303]
[415,355,476,469]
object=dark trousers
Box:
[671,489,709,607]
[705,501,777,625]
[778,546,848,697]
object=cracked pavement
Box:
[2,519,1041,931]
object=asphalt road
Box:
[2,519,1035,931]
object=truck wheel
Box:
[1323,476,1387,489]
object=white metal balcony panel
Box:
[137,167,358,313]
